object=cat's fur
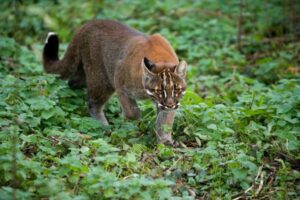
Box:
[43,20,187,145]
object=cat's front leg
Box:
[116,89,141,120]
[155,110,177,146]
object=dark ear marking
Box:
[144,57,156,71]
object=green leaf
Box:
[207,124,217,130]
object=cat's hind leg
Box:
[68,62,86,89]
[87,84,113,125]
[84,62,114,125]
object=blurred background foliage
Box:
[0,0,300,199]
[1,0,300,81]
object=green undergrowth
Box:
[1,0,300,199]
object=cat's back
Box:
[78,19,144,41]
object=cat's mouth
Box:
[157,102,180,111]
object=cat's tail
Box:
[43,32,79,79]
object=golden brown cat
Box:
[43,20,187,145]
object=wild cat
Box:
[43,20,187,145]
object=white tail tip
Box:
[45,32,57,44]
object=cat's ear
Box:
[175,60,187,78]
[143,57,156,72]
[142,57,156,79]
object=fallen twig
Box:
[232,165,265,199]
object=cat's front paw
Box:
[158,139,180,147]
[157,135,179,147]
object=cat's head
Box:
[142,57,187,111]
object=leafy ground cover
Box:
[0,0,300,199]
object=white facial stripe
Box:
[166,71,173,86]
[163,90,167,99]
[162,71,175,100]
[169,72,175,98]
[146,90,154,96]
[182,91,186,95]
[162,71,168,99]
[162,71,167,87]
[166,71,174,99]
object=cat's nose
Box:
[165,98,175,109]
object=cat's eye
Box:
[175,88,182,93]
[175,88,186,96]
[154,88,162,93]
[175,85,182,90]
